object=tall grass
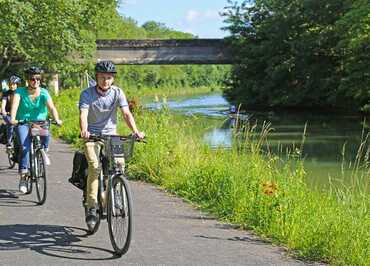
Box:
[53,88,369,265]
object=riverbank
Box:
[53,88,369,266]
[126,85,222,99]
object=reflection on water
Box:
[146,94,230,117]
[145,93,369,188]
[204,128,233,148]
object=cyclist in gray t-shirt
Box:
[79,60,145,230]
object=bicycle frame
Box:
[17,120,49,178]
[99,136,127,217]
[29,134,42,179]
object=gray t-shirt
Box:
[79,85,128,135]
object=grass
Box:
[52,87,369,266]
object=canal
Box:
[146,93,369,190]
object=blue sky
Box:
[118,0,233,38]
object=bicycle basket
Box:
[109,136,134,162]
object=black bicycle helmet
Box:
[95,60,117,73]
[9,75,21,84]
[25,66,43,76]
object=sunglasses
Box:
[29,77,41,82]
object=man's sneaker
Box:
[19,175,28,194]
[85,207,97,231]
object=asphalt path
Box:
[0,139,315,266]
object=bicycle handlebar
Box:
[16,119,61,126]
[85,133,147,143]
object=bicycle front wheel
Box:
[35,149,47,205]
[107,175,133,256]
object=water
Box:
[146,93,369,188]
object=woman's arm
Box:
[10,94,20,124]
[46,97,62,124]
[1,98,7,115]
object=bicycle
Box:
[83,134,143,256]
[6,127,18,169]
[1,113,18,169]
[17,119,58,205]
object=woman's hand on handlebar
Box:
[55,119,63,126]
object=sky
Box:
[118,0,234,38]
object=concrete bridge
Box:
[51,39,234,94]
[95,39,233,65]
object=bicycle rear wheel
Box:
[35,149,47,205]
[107,175,133,256]
[7,148,16,169]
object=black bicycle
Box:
[17,119,58,205]
[1,114,17,169]
[6,127,17,169]
[83,134,142,256]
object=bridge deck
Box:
[96,39,233,65]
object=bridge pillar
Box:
[48,73,59,95]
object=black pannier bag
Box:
[0,124,7,145]
[69,151,88,190]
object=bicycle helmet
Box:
[95,60,117,73]
[25,66,43,76]
[9,75,21,84]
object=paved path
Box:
[0,139,311,266]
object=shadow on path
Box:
[0,189,39,207]
[194,234,272,246]
[0,224,119,261]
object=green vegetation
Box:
[53,88,369,265]
[0,1,229,95]
[0,0,112,76]
[116,65,229,95]
[223,0,370,113]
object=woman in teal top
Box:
[10,66,62,194]
[15,86,50,121]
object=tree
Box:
[336,0,370,112]
[142,21,194,39]
[222,0,369,112]
[0,0,119,77]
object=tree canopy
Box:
[0,0,120,77]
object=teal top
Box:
[15,87,50,121]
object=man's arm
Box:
[80,108,90,139]
[120,106,144,139]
